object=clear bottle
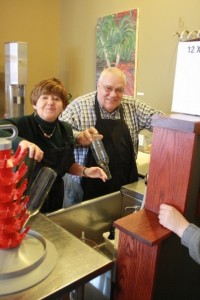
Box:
[26,167,57,216]
[90,135,112,180]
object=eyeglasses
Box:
[99,82,124,95]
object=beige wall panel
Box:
[0,0,61,115]
[0,1,199,116]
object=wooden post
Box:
[114,114,200,300]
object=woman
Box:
[0,78,107,213]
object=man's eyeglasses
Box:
[99,82,124,95]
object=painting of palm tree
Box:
[96,9,139,96]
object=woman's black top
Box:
[0,114,75,213]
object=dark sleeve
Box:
[181,223,200,265]
[60,120,75,147]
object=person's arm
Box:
[19,140,44,161]
[181,223,200,264]
[76,127,103,146]
[60,92,100,146]
[69,162,107,182]
[0,128,43,161]
[134,98,164,131]
[158,204,189,237]
[158,203,200,264]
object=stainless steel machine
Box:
[4,41,27,118]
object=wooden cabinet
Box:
[114,114,200,300]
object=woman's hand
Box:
[76,127,103,146]
[83,167,107,182]
[158,204,190,238]
[19,140,44,161]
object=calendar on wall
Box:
[171,40,200,116]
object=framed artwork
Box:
[96,9,139,96]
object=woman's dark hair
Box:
[30,78,68,109]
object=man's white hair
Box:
[98,67,126,84]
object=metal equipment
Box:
[4,41,27,118]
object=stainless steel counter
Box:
[121,180,145,201]
[0,213,113,300]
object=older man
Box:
[61,67,163,202]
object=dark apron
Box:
[81,95,138,200]
[36,127,74,213]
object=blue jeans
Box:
[62,174,83,207]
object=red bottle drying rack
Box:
[0,126,30,248]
